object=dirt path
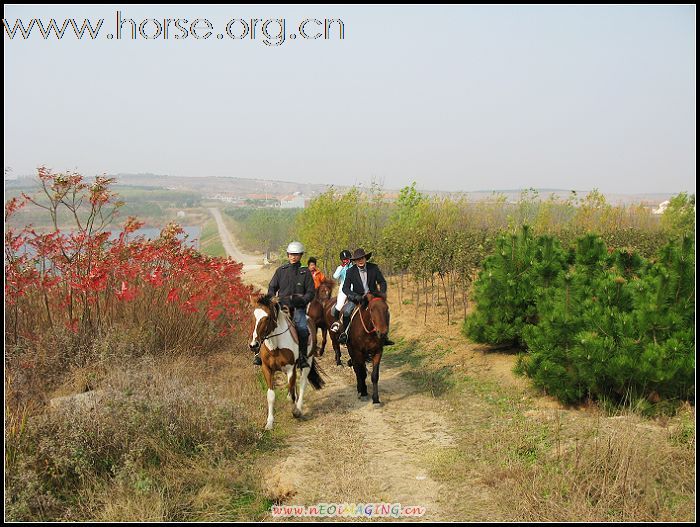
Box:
[263,354,466,521]
[208,207,263,271]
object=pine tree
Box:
[464,226,567,347]
[519,235,695,405]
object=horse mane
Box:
[257,294,276,308]
[318,278,335,293]
[367,291,387,301]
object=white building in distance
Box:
[280,195,306,209]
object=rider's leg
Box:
[338,301,355,345]
[330,291,346,332]
[294,307,310,369]
[383,310,395,346]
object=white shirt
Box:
[359,266,369,294]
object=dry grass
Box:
[384,279,695,522]
[390,336,696,522]
[5,329,281,522]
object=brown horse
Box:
[249,294,324,429]
[322,301,344,366]
[307,278,335,357]
[345,292,390,404]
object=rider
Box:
[307,257,326,289]
[329,249,352,333]
[337,248,394,346]
[253,241,316,368]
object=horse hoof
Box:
[373,400,382,406]
[265,423,273,430]
[292,407,302,418]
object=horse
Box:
[307,278,336,357]
[308,277,346,366]
[322,301,344,366]
[249,294,325,429]
[345,292,390,405]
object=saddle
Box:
[280,306,300,344]
[279,305,317,354]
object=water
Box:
[10,226,202,259]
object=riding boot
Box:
[338,311,351,345]
[297,334,310,369]
[383,311,395,345]
[253,352,262,366]
[330,307,341,333]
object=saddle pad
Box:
[282,311,299,344]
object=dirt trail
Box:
[211,217,483,520]
[208,207,263,272]
[263,356,465,521]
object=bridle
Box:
[256,304,290,343]
[359,297,386,335]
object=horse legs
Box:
[320,327,327,356]
[331,333,342,366]
[371,352,382,405]
[293,358,312,418]
[262,365,275,430]
[286,364,297,403]
[353,355,368,399]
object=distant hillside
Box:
[6,173,677,206]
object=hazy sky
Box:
[4,5,696,193]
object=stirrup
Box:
[338,332,348,345]
[253,354,262,366]
[330,322,341,333]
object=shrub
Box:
[463,226,568,347]
[517,236,695,405]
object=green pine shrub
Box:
[517,235,695,405]
[463,226,568,347]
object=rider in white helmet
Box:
[254,241,316,368]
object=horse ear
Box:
[249,293,264,306]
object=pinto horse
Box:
[249,294,324,429]
[345,292,390,404]
[307,278,336,357]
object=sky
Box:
[3,5,696,193]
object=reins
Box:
[359,297,385,335]
[261,309,291,341]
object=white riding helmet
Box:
[286,241,305,254]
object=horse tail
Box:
[307,359,326,390]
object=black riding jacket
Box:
[267,261,316,307]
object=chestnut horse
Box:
[308,278,346,366]
[345,293,390,404]
[307,278,336,357]
[249,294,324,429]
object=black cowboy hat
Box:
[350,248,372,261]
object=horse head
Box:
[249,294,280,351]
[316,278,335,301]
[364,292,390,342]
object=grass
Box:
[384,330,695,522]
[5,329,285,522]
[198,217,226,257]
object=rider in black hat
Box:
[334,248,394,346]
